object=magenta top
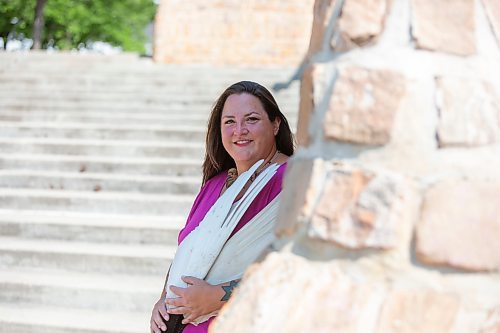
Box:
[178,163,287,333]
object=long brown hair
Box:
[202,81,295,185]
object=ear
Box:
[273,118,281,136]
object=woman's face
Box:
[221,93,280,173]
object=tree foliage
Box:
[0,0,156,53]
[0,0,35,41]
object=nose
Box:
[234,122,248,135]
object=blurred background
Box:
[0,1,304,332]
[0,0,158,54]
[1,0,499,332]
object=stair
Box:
[0,51,300,333]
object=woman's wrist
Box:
[218,279,240,302]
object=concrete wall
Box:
[153,0,315,65]
[212,0,500,332]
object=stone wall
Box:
[153,0,315,65]
[211,0,500,332]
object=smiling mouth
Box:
[234,140,252,146]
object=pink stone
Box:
[308,162,413,250]
[377,290,460,333]
[334,0,388,50]
[416,180,500,272]
[481,0,500,47]
[411,0,476,55]
[323,66,406,145]
[436,77,500,147]
[154,0,315,65]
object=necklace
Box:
[224,150,280,189]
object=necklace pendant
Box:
[225,168,238,188]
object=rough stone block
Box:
[297,65,316,146]
[332,0,388,51]
[416,180,500,272]
[480,306,500,333]
[307,160,413,250]
[411,0,476,56]
[376,290,460,333]
[307,0,338,56]
[154,0,315,65]
[323,66,406,145]
[211,252,384,333]
[481,323,500,333]
[481,0,500,46]
[275,158,314,237]
[436,77,500,147]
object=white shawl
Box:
[165,159,281,324]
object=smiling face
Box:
[221,93,281,174]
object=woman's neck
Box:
[235,147,278,176]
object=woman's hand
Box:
[166,276,224,324]
[150,298,169,333]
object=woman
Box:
[150,81,294,333]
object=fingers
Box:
[169,285,185,297]
[182,312,198,325]
[149,316,157,333]
[150,320,163,333]
[167,306,191,315]
[165,297,183,307]
[181,275,200,285]
[150,319,161,333]
[151,310,166,333]
[150,300,168,333]
[159,300,169,321]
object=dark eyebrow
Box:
[222,112,259,119]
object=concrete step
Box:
[0,50,140,62]
[0,97,212,110]
[0,110,298,128]
[0,92,223,104]
[0,121,207,142]
[0,188,194,215]
[0,52,293,65]
[0,237,175,275]
[1,67,296,78]
[0,80,298,98]
[0,302,149,333]
[0,88,299,100]
[0,268,162,312]
[0,56,297,75]
[0,68,298,79]
[0,137,205,159]
[0,100,298,116]
[0,109,211,118]
[0,103,212,113]
[0,169,200,194]
[0,67,297,81]
[0,82,299,98]
[2,102,294,115]
[0,209,184,244]
[0,110,213,126]
[0,154,203,176]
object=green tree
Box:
[0,0,35,45]
[0,0,156,53]
[33,0,48,49]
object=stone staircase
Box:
[0,51,299,333]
